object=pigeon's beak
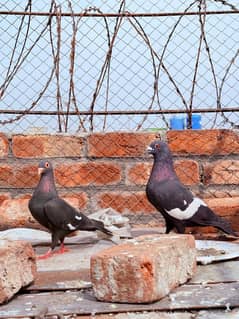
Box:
[38,168,44,175]
[147,146,154,154]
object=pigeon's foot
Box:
[37,249,53,260]
[53,243,69,255]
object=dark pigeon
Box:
[146,140,237,236]
[29,160,112,259]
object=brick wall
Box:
[0,129,239,234]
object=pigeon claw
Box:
[36,245,69,259]
[53,243,70,255]
[37,249,54,260]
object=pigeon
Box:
[146,140,237,236]
[29,160,112,259]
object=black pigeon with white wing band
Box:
[29,160,112,259]
[146,140,237,236]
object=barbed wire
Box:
[0,0,238,131]
[212,0,238,11]
[0,0,55,126]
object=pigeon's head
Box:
[38,160,53,176]
[147,140,171,159]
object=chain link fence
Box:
[0,0,238,133]
[0,0,239,230]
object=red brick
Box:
[60,192,88,210]
[0,193,10,205]
[0,196,38,230]
[174,160,200,185]
[88,132,156,157]
[228,214,239,233]
[203,160,239,185]
[0,192,89,230]
[167,129,239,155]
[186,225,219,235]
[200,189,239,199]
[0,133,9,157]
[0,240,36,304]
[0,165,13,187]
[91,234,196,303]
[205,197,239,218]
[0,164,38,188]
[55,162,121,187]
[13,164,39,188]
[97,191,155,214]
[126,162,152,185]
[127,160,199,186]
[12,134,84,158]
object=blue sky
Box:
[0,0,238,132]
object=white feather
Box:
[67,223,76,230]
[165,197,207,220]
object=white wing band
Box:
[165,197,207,220]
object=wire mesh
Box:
[0,0,238,133]
[0,0,239,230]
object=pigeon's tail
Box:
[206,214,237,237]
[192,206,237,237]
[213,218,237,237]
[91,219,113,236]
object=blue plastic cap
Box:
[170,116,185,130]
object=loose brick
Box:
[0,240,36,304]
[203,160,239,185]
[55,162,121,187]
[126,160,199,186]
[91,234,196,303]
[97,191,155,214]
[167,129,239,155]
[12,134,84,158]
[0,134,9,157]
[88,132,156,157]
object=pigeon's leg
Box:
[52,233,69,254]
[174,222,186,234]
[165,220,175,234]
[36,233,58,259]
[55,241,69,254]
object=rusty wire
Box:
[1,9,239,17]
[0,0,238,131]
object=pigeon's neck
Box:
[36,172,57,195]
[150,157,177,182]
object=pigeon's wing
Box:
[43,197,90,231]
[148,178,192,208]
[148,179,206,220]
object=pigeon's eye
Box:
[45,162,49,168]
